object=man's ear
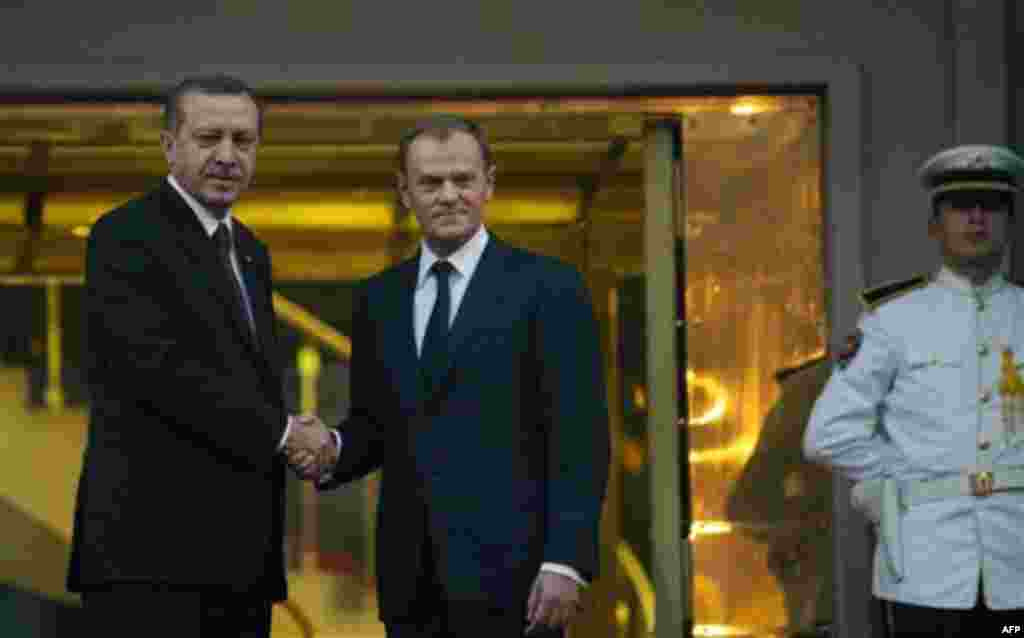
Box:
[484,164,496,199]
[160,130,176,166]
[396,170,412,210]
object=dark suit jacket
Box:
[322,235,610,621]
[67,180,289,601]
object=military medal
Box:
[999,347,1023,441]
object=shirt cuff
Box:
[540,562,587,587]
[329,429,342,451]
[277,415,294,452]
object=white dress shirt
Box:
[413,224,488,354]
[166,175,294,451]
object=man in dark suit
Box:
[291,114,610,637]
[67,74,332,637]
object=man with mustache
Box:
[290,114,610,637]
[67,74,333,637]
[804,145,1024,637]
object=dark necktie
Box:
[212,222,257,345]
[421,260,454,395]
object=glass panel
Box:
[685,98,827,638]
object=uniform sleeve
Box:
[802,309,913,482]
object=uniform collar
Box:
[416,225,489,289]
[934,265,1007,299]
[167,174,234,238]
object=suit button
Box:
[980,391,992,403]
[979,441,992,450]
[979,344,990,357]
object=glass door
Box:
[619,101,826,638]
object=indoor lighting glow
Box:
[693,625,756,637]
[686,370,728,426]
[688,435,758,465]
[236,197,394,230]
[729,103,758,116]
[44,193,136,228]
[43,192,578,231]
[728,96,781,117]
[0,195,21,224]
[689,520,734,541]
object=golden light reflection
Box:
[688,435,757,465]
[728,96,782,117]
[689,520,734,541]
[692,625,757,637]
[0,194,21,224]
[71,225,90,238]
[632,370,727,427]
[615,542,655,635]
[686,370,727,426]
[614,601,631,630]
[632,384,647,411]
[40,192,579,230]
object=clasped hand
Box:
[283,414,336,482]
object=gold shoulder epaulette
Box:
[860,275,929,310]
[774,352,829,383]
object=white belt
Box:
[851,468,1024,582]
[901,467,1024,507]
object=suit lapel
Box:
[155,182,259,356]
[387,256,424,413]
[234,224,275,360]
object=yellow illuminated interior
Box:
[0,92,824,638]
[0,195,22,225]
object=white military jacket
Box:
[804,267,1024,609]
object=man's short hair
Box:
[162,74,262,133]
[397,114,493,175]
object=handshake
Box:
[283,414,337,482]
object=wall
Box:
[0,1,973,282]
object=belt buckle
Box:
[969,471,995,497]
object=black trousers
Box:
[81,584,272,638]
[386,532,564,638]
[886,582,1023,638]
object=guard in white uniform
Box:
[803,145,1024,637]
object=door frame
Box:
[13,58,870,637]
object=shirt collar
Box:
[417,225,489,289]
[934,265,1007,298]
[167,174,233,238]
